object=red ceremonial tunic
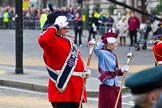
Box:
[38,26,87,103]
[153,40,162,65]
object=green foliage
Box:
[155,0,162,15]
[108,3,116,14]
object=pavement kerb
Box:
[0,78,130,97]
[0,79,47,92]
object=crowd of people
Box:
[0,5,82,29]
[0,5,142,48]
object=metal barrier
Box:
[0,18,116,35]
[0,18,75,30]
[0,18,40,29]
[23,18,40,30]
[98,23,115,35]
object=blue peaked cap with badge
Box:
[43,10,63,30]
[43,3,72,30]
[125,66,162,94]
[43,10,72,30]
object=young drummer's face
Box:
[108,42,118,50]
[105,42,118,50]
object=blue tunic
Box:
[94,41,120,87]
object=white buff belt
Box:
[45,38,80,92]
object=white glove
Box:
[54,16,69,29]
[121,65,129,72]
[88,39,96,47]
[84,67,91,78]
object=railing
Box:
[0,18,116,35]
[0,18,75,30]
[98,22,116,35]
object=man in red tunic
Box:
[38,10,90,108]
[152,27,162,66]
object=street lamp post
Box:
[15,0,23,74]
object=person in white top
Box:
[116,15,128,46]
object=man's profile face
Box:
[59,27,69,35]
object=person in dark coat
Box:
[125,66,162,108]
[106,12,114,32]
[98,11,107,35]
[87,13,97,43]
[74,12,83,47]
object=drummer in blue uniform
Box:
[89,28,129,108]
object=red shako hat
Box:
[101,28,118,40]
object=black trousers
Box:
[51,102,82,108]
[74,29,82,45]
[88,31,96,42]
[129,30,137,46]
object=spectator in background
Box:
[93,8,100,31]
[87,13,97,43]
[8,6,15,29]
[74,12,83,47]
[60,5,68,15]
[3,8,9,29]
[128,11,140,47]
[0,7,3,18]
[106,12,114,32]
[8,6,15,19]
[76,5,82,15]
[30,4,38,20]
[29,4,38,29]
[98,11,107,35]
[116,15,128,46]
[39,9,48,30]
[68,6,75,17]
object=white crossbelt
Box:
[56,70,86,78]
[47,63,86,78]
[46,65,86,78]
[72,71,86,78]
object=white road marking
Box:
[0,86,134,106]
